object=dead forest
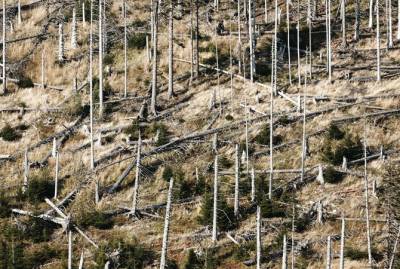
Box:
[1,0,400,268]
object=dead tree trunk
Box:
[41,49,45,88]
[22,148,29,193]
[307,0,312,78]
[369,0,374,28]
[327,0,332,82]
[98,0,104,118]
[264,0,268,23]
[82,2,85,25]
[17,0,21,24]
[150,0,159,115]
[387,0,393,48]
[377,0,381,82]
[291,205,295,269]
[212,155,218,243]
[237,0,242,74]
[339,213,345,269]
[297,1,301,85]
[2,0,6,94]
[251,167,255,202]
[54,151,59,199]
[256,205,261,269]
[159,179,173,269]
[326,235,331,269]
[71,8,77,49]
[341,0,346,47]
[286,0,292,85]
[68,229,72,269]
[397,0,400,40]
[89,1,95,170]
[168,0,174,98]
[123,0,127,98]
[195,0,199,77]
[363,115,373,266]
[282,234,287,269]
[300,94,306,182]
[58,25,64,62]
[131,134,142,215]
[354,0,360,41]
[234,144,240,217]
[248,0,255,82]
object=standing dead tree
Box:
[248,0,255,82]
[286,0,292,85]
[354,0,360,41]
[150,0,159,115]
[123,0,127,98]
[377,0,381,82]
[159,178,174,269]
[98,0,104,118]
[363,114,373,266]
[168,0,174,98]
[212,155,218,243]
[71,8,77,49]
[130,134,142,216]
[1,0,6,94]
[256,206,261,269]
[234,144,240,217]
[89,0,95,170]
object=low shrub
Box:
[197,192,236,231]
[103,54,114,65]
[24,170,54,204]
[0,124,21,141]
[17,76,34,88]
[124,119,140,139]
[147,122,169,146]
[320,132,363,165]
[324,166,344,184]
[78,211,114,230]
[128,33,147,49]
[23,217,57,243]
[254,123,283,146]
[326,124,345,140]
[0,192,11,218]
[183,249,202,269]
[259,197,286,218]
[344,247,369,260]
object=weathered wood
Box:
[159,179,173,269]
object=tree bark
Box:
[282,234,287,269]
[98,0,104,118]
[123,0,127,98]
[339,213,345,269]
[212,155,218,243]
[2,0,6,94]
[256,206,261,269]
[377,0,381,82]
[326,235,331,269]
[150,0,158,115]
[354,0,360,41]
[71,8,77,49]
[168,0,174,98]
[131,134,141,215]
[286,0,292,85]
[234,144,240,217]
[369,0,374,28]
[159,179,173,269]
[89,1,95,170]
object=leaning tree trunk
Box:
[159,179,174,269]
[150,0,159,115]
[168,0,174,98]
[212,155,218,243]
[98,0,104,118]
